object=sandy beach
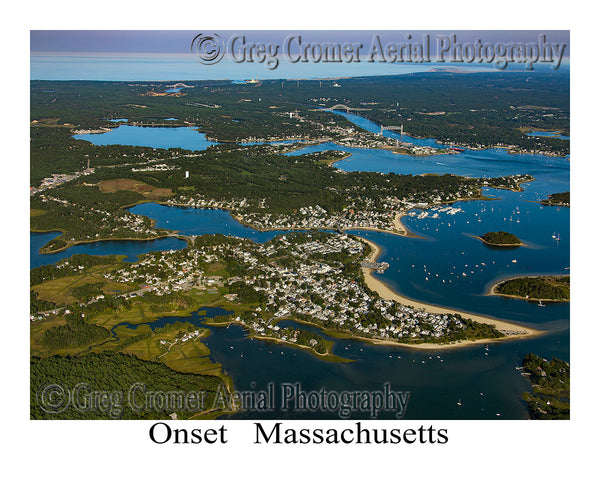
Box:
[358,237,540,348]
[393,212,408,235]
[344,212,422,238]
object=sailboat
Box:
[457,398,462,406]
[538,300,545,307]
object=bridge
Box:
[326,104,372,112]
[327,104,353,112]
[128,121,184,127]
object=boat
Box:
[538,300,545,307]
[457,399,462,406]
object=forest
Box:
[41,311,111,350]
[30,352,226,419]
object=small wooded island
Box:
[491,275,570,302]
[478,231,524,247]
[540,191,570,207]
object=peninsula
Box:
[540,191,570,207]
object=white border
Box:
[6,1,597,478]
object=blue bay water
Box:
[128,309,566,420]
[128,203,289,242]
[30,231,187,269]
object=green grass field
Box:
[33,273,132,305]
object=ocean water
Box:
[30,53,500,82]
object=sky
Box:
[31,30,570,54]
[30,30,570,81]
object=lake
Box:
[526,131,570,140]
[74,125,218,150]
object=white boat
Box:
[538,300,545,307]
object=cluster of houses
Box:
[33,226,466,345]
[233,234,464,342]
[104,232,464,342]
[34,193,156,242]
[31,168,95,196]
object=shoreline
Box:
[345,212,422,239]
[325,152,352,166]
[34,232,177,255]
[493,176,536,193]
[357,237,541,347]
[33,183,527,258]
[248,334,352,363]
[203,316,351,362]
